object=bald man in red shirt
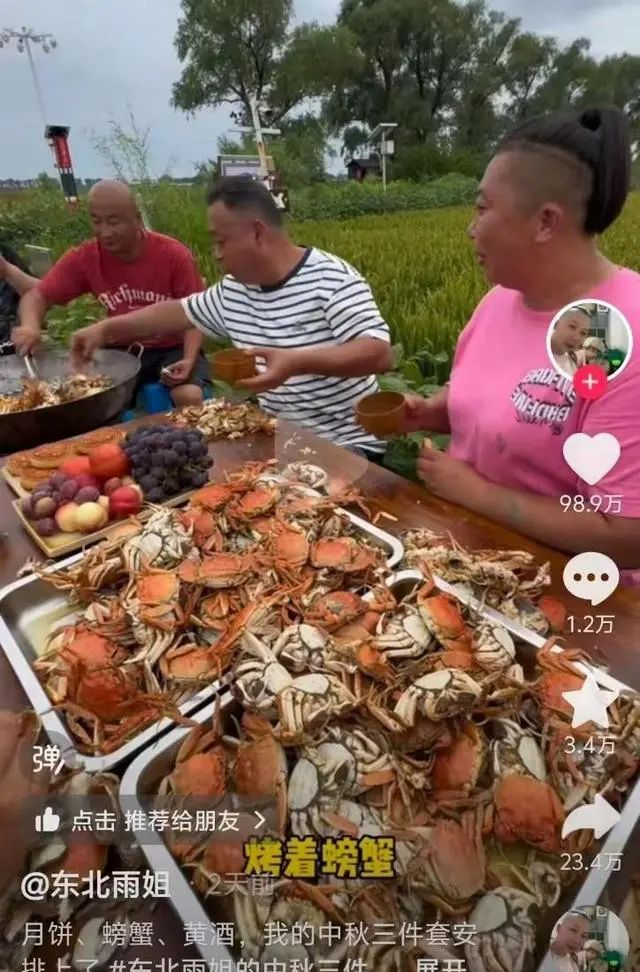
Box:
[13,180,210,407]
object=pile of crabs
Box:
[33,460,393,754]
[154,557,640,971]
[169,398,277,440]
[30,460,640,971]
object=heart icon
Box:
[563,433,621,486]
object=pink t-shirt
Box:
[448,268,640,577]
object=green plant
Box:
[45,296,103,347]
[377,342,450,479]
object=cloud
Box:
[493,0,640,54]
[0,0,232,179]
[0,0,638,180]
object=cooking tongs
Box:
[23,353,40,382]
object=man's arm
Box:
[169,247,206,370]
[72,279,229,362]
[182,326,203,364]
[292,337,392,377]
[239,337,392,393]
[323,272,392,372]
[71,299,193,360]
[13,248,90,353]
[0,256,39,297]
[13,288,52,352]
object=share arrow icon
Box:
[561,793,621,841]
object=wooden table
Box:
[1,415,640,953]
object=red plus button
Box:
[573,364,608,400]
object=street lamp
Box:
[0,27,57,125]
[367,123,398,193]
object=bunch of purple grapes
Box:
[122,423,213,502]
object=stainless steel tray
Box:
[339,509,403,568]
[260,473,403,568]
[0,510,400,774]
[121,577,640,971]
[380,570,640,970]
[120,695,236,966]
[385,569,633,694]
[0,552,221,774]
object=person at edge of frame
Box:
[12,180,211,407]
[0,243,39,355]
[392,105,640,585]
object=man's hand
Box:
[11,322,42,355]
[71,321,107,365]
[236,347,299,393]
[160,359,195,387]
[0,711,50,895]
[416,443,483,508]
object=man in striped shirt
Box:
[70,177,393,459]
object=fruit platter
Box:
[5,422,214,556]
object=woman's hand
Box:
[395,388,450,435]
[417,443,483,507]
[397,395,438,433]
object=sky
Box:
[1,0,639,180]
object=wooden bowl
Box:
[356,391,406,436]
[212,349,256,384]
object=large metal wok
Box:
[0,348,140,453]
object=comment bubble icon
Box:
[563,552,620,606]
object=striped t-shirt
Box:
[182,247,391,453]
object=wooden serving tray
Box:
[12,489,195,558]
[2,425,128,498]
[1,466,29,498]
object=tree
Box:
[500,33,559,123]
[172,0,357,124]
[529,38,595,114]
[581,53,640,137]
[175,0,640,184]
[453,8,520,152]
[325,0,514,150]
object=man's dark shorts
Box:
[114,345,212,404]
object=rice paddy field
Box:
[2,186,640,361]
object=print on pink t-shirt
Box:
[447,268,640,579]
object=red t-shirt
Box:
[38,231,204,349]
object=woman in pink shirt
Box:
[399,106,640,575]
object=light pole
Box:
[367,123,398,192]
[233,94,282,181]
[0,27,57,126]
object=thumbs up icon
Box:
[35,807,61,833]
